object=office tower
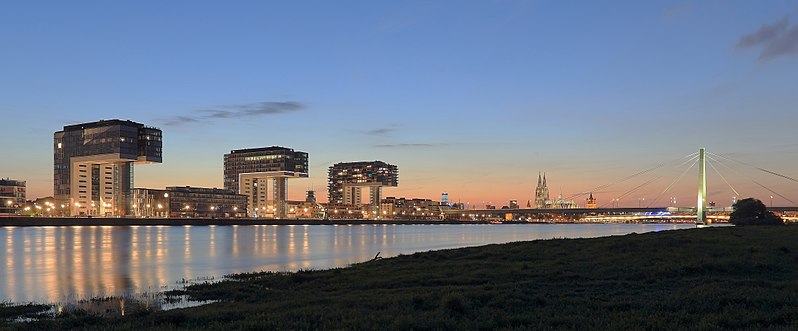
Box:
[54,119,162,216]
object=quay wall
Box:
[0,217,489,227]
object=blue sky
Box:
[2,1,798,207]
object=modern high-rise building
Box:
[223,146,308,218]
[328,161,398,218]
[0,178,26,214]
[54,120,162,216]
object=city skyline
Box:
[2,1,798,206]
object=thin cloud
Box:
[737,17,788,48]
[366,128,395,135]
[663,3,691,19]
[161,101,304,126]
[364,125,399,136]
[761,26,798,59]
[736,16,798,61]
[374,143,446,148]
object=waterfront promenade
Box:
[0,216,484,227]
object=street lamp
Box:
[770,196,773,208]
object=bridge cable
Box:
[598,176,663,208]
[705,154,749,195]
[751,180,798,206]
[708,152,798,185]
[707,153,796,205]
[646,157,698,208]
[567,152,699,201]
[706,157,740,197]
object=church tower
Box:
[535,172,550,209]
[586,192,597,209]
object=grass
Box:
[3,226,798,330]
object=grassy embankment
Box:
[3,226,798,330]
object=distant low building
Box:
[132,186,247,218]
[0,178,26,214]
[380,197,442,220]
[549,193,578,209]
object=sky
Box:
[2,1,798,208]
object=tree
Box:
[728,198,784,226]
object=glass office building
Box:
[54,119,162,216]
[223,146,308,218]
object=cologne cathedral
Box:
[534,173,578,209]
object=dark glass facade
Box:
[223,146,309,191]
[328,161,398,205]
[54,119,162,216]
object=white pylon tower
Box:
[697,147,708,225]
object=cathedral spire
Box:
[543,173,547,187]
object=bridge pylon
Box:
[697,147,708,225]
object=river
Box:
[0,223,695,303]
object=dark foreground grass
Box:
[4,226,798,330]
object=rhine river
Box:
[0,223,695,303]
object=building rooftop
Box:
[331,161,396,167]
[0,179,26,186]
[228,146,301,154]
[59,119,160,132]
[165,186,240,194]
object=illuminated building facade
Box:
[534,172,550,209]
[54,120,162,216]
[328,161,398,218]
[223,146,308,218]
[586,193,597,208]
[380,197,442,219]
[534,172,578,209]
[0,178,25,214]
[132,186,247,218]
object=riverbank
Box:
[0,216,485,227]
[4,225,797,330]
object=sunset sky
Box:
[2,1,798,207]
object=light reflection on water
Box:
[0,223,695,303]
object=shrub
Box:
[728,198,783,226]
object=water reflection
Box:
[0,223,694,303]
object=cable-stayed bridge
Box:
[443,148,798,224]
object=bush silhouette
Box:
[728,198,783,226]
